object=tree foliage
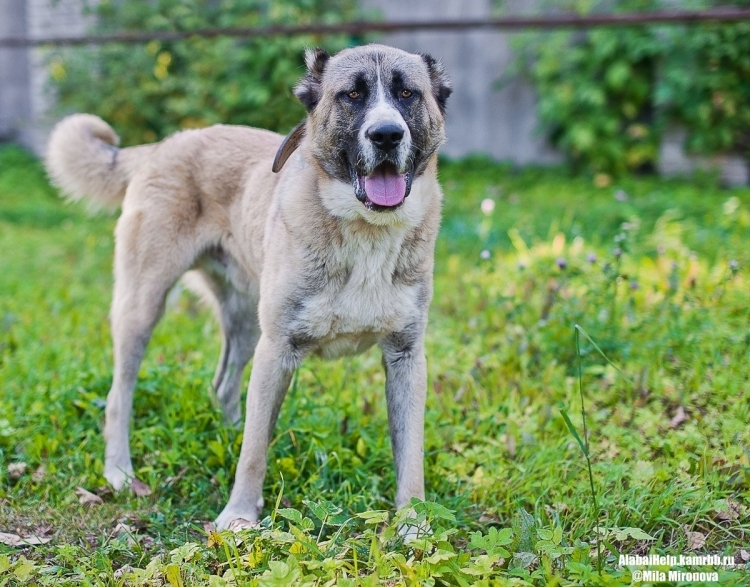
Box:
[49,0,362,145]
[512,0,750,176]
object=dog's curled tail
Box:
[45,114,153,210]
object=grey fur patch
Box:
[420,53,453,115]
[381,321,423,367]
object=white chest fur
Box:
[296,223,418,359]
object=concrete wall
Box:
[0,0,31,145]
[659,126,750,186]
[26,0,89,152]
[0,0,88,153]
[361,0,561,165]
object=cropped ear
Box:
[293,48,330,111]
[272,120,306,173]
[420,53,452,115]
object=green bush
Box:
[512,0,750,177]
[658,11,750,158]
[50,0,361,145]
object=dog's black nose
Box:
[366,124,404,152]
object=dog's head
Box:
[274,44,451,221]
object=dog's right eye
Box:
[347,91,361,100]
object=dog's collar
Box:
[272,120,306,173]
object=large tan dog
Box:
[46,43,451,529]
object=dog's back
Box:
[46,115,283,214]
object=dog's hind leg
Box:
[183,269,260,426]
[213,290,259,426]
[104,209,198,491]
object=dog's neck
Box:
[293,146,439,231]
[264,146,440,278]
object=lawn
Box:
[1,144,749,585]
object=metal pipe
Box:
[1,8,749,48]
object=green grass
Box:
[1,144,749,585]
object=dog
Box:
[45,43,452,529]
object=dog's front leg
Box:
[215,335,295,529]
[381,327,427,510]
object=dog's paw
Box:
[215,504,261,531]
[104,465,133,492]
[397,508,432,544]
[215,512,259,532]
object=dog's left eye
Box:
[400,90,413,99]
[347,91,361,100]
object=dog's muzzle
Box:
[351,162,413,212]
[350,123,413,212]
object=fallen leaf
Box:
[0,533,24,547]
[685,527,706,550]
[506,434,517,458]
[32,465,45,482]
[131,478,152,497]
[206,530,223,548]
[113,523,136,546]
[165,563,184,587]
[164,467,188,487]
[716,498,742,522]
[740,549,750,562]
[594,173,612,188]
[671,406,688,429]
[0,532,51,547]
[202,521,216,534]
[478,512,500,524]
[141,535,155,548]
[119,514,147,531]
[75,487,103,507]
[113,565,134,580]
[227,518,258,532]
[8,462,27,479]
[113,522,134,535]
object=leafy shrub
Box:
[49,0,361,145]
[524,24,661,176]
[512,0,750,177]
[658,12,750,158]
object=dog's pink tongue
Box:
[363,168,407,207]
